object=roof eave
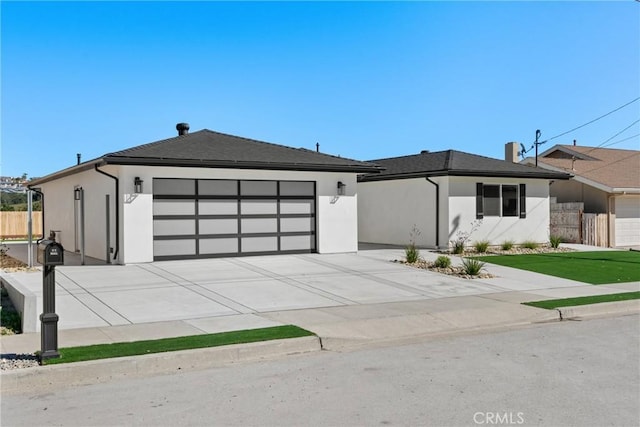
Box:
[28,159,105,187]
[359,169,570,182]
[103,156,381,173]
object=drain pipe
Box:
[425,177,440,249]
[94,165,119,261]
[30,187,46,243]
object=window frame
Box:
[476,183,526,219]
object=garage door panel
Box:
[200,238,239,254]
[154,219,195,236]
[154,239,196,256]
[280,181,314,196]
[154,200,195,216]
[199,219,238,234]
[281,235,315,251]
[154,179,195,195]
[241,181,277,196]
[241,218,278,233]
[199,180,238,196]
[281,217,314,233]
[242,236,278,252]
[199,200,237,215]
[280,200,314,214]
[241,200,277,215]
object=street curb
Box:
[0,336,321,394]
[557,300,640,320]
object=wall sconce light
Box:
[134,177,143,194]
[337,181,346,196]
[74,187,82,201]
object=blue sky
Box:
[2,1,639,179]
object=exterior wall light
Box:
[337,181,346,196]
[134,177,144,194]
[74,187,82,201]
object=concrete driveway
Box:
[1,246,606,333]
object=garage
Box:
[153,178,316,260]
[615,196,640,247]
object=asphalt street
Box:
[2,314,638,427]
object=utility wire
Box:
[542,97,640,144]
[521,97,640,155]
[601,133,640,149]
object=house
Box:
[357,149,570,249]
[521,144,640,247]
[29,124,380,264]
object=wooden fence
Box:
[1,212,43,239]
[550,202,583,243]
[582,213,608,247]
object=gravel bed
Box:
[1,353,40,370]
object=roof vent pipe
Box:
[77,153,81,165]
[176,123,190,136]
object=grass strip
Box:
[522,291,640,310]
[475,251,640,284]
[43,325,314,365]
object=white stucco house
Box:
[29,124,380,264]
[357,149,571,249]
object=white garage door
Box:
[153,179,316,260]
[615,196,640,247]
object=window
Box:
[476,183,526,219]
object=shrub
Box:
[405,244,420,263]
[433,255,451,268]
[521,241,539,250]
[549,235,562,249]
[501,240,514,251]
[405,225,421,263]
[474,240,490,253]
[452,240,465,254]
[461,258,485,276]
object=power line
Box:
[601,133,640,149]
[542,97,640,144]
[596,118,640,147]
[521,97,640,157]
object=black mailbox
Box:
[37,240,64,266]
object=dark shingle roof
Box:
[358,150,571,182]
[103,129,380,173]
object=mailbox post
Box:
[37,232,64,361]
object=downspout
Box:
[94,165,119,261]
[425,177,440,249]
[30,187,46,244]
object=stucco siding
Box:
[358,178,438,247]
[39,166,117,263]
[448,177,551,245]
[120,166,359,263]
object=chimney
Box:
[176,123,190,136]
[77,153,81,165]
[573,139,577,146]
[505,142,519,163]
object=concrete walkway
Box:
[1,244,638,356]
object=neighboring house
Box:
[357,149,570,249]
[522,144,640,247]
[29,124,380,264]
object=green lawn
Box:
[523,291,640,310]
[475,251,640,284]
[43,325,314,365]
